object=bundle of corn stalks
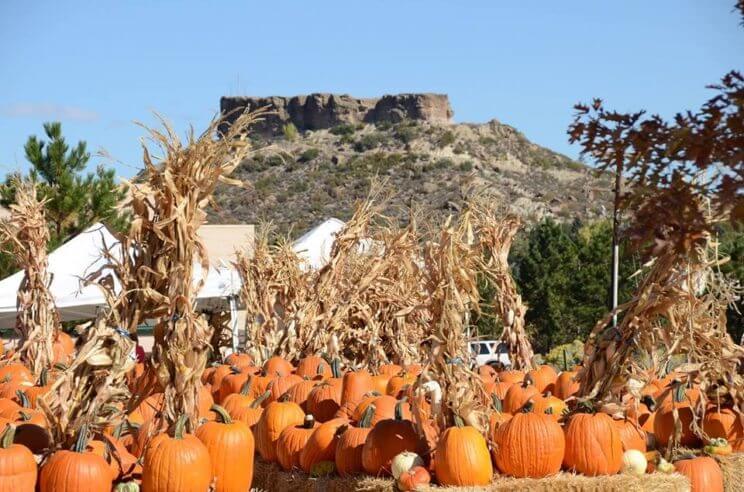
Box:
[38,316,135,448]
[0,179,61,377]
[470,203,534,370]
[235,228,309,364]
[99,110,260,430]
[577,215,744,451]
[207,309,234,362]
[415,210,488,433]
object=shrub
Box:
[265,154,286,168]
[458,160,474,172]
[543,340,584,370]
[353,133,385,152]
[434,158,453,169]
[438,130,456,148]
[394,125,418,144]
[283,123,298,141]
[298,148,320,163]
[330,124,356,136]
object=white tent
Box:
[0,222,241,329]
[291,218,345,270]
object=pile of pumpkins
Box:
[0,347,740,492]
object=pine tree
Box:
[0,122,129,277]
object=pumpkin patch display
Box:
[361,403,421,476]
[255,399,305,462]
[433,418,493,486]
[563,412,623,476]
[39,427,112,492]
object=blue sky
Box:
[1,1,742,179]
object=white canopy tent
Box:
[0,222,241,330]
[291,218,346,270]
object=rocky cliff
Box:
[219,93,453,135]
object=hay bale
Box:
[252,460,691,492]
[716,453,744,492]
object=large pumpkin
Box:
[337,370,374,418]
[217,368,251,404]
[229,391,270,430]
[254,399,305,462]
[352,395,411,426]
[0,424,36,491]
[532,392,567,422]
[224,353,253,370]
[142,415,212,492]
[433,418,493,486]
[263,356,294,378]
[563,412,622,476]
[299,417,348,473]
[277,415,318,471]
[335,405,375,476]
[674,456,723,492]
[221,380,256,417]
[493,401,564,478]
[283,378,318,412]
[527,365,557,393]
[268,374,303,403]
[195,405,254,492]
[295,356,330,379]
[39,427,112,492]
[361,403,421,476]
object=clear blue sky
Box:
[1,1,742,179]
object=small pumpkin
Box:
[337,370,374,418]
[702,406,743,443]
[502,376,539,414]
[621,449,647,476]
[254,398,305,462]
[532,392,566,422]
[614,417,647,452]
[553,370,579,400]
[390,451,424,480]
[398,466,430,491]
[295,356,330,379]
[230,391,270,430]
[654,383,701,447]
[433,417,493,486]
[527,365,558,393]
[704,437,733,456]
[283,378,318,412]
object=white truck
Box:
[468,340,511,368]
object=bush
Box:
[298,148,320,163]
[434,158,453,169]
[330,124,356,136]
[458,160,474,172]
[283,123,298,141]
[264,154,286,167]
[438,130,456,148]
[394,125,418,144]
[353,133,385,152]
[543,340,584,370]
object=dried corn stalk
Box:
[38,316,135,448]
[0,179,60,377]
[98,110,260,430]
[471,204,534,370]
[416,211,488,432]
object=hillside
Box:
[207,95,613,236]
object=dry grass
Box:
[251,460,691,492]
[0,179,60,377]
[717,453,744,492]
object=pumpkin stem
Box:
[174,414,189,439]
[303,415,315,429]
[250,391,271,409]
[0,424,15,449]
[672,382,685,404]
[53,362,68,371]
[38,368,49,386]
[15,389,30,409]
[521,400,535,413]
[491,394,503,413]
[359,404,376,428]
[523,374,533,387]
[73,424,90,452]
[394,400,406,420]
[229,365,241,375]
[239,377,253,396]
[562,349,568,372]
[316,364,325,377]
[641,394,656,411]
[453,415,465,427]
[544,406,554,416]
[210,405,233,424]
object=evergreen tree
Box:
[0,122,129,277]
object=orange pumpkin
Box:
[614,417,646,452]
[385,371,416,398]
[142,415,212,492]
[268,374,303,403]
[306,380,342,422]
[398,465,431,491]
[22,369,51,409]
[196,405,254,492]
[337,370,374,418]
[494,401,564,478]
[299,417,348,472]
[221,379,256,417]
[262,356,294,378]
[361,403,421,476]
[433,418,493,486]
[488,395,512,437]
[209,365,235,398]
[0,364,33,386]
[39,426,112,492]
[674,456,723,492]
[52,331,75,365]
[478,365,498,383]
[496,369,525,385]
[378,364,402,376]
[483,380,512,400]
[553,370,579,400]
[224,352,253,370]
[502,377,539,414]
[532,392,566,422]
[0,424,36,491]
[128,393,165,426]
[351,395,411,426]
[371,374,392,395]
[295,356,330,379]
[217,367,251,403]
[702,406,743,443]
[654,385,701,447]
[527,365,558,393]
[283,378,318,412]
[254,398,305,462]
[276,415,318,471]
[335,405,375,477]
[229,391,270,430]
[563,412,622,476]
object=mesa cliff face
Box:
[219,93,453,135]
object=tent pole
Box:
[228,295,239,354]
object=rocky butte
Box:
[219,93,453,135]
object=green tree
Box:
[718,224,744,343]
[0,122,129,276]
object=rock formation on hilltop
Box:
[219,93,453,135]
